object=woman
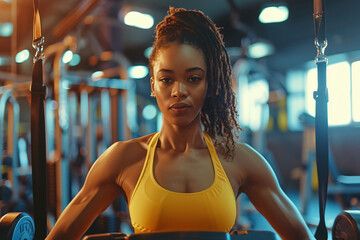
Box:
[46,7,314,240]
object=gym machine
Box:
[1,0,360,239]
[0,89,35,239]
[311,0,360,239]
[0,89,20,208]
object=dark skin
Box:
[46,43,314,240]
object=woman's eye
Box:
[189,76,201,82]
[160,78,171,83]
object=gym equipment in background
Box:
[0,212,35,240]
[0,89,33,215]
[0,89,20,207]
[299,113,360,215]
[0,91,33,240]
[332,211,360,240]
[312,0,360,239]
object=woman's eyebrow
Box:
[157,69,173,74]
[157,67,205,74]
[186,67,205,73]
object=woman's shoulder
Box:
[232,141,279,186]
[107,132,157,160]
[93,132,157,172]
[233,141,260,160]
[233,142,271,169]
[214,138,260,163]
[214,140,265,193]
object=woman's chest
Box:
[153,151,215,193]
[121,148,242,202]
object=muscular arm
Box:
[46,142,124,240]
[238,144,314,240]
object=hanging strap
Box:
[31,0,47,239]
[313,0,329,239]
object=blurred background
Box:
[0,0,360,238]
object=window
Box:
[304,61,358,126]
[352,61,360,122]
[237,77,269,131]
[287,70,306,130]
[287,58,360,130]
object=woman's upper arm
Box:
[46,142,126,240]
[238,144,314,240]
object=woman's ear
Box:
[150,77,155,97]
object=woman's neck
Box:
[158,120,206,152]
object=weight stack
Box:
[332,210,360,240]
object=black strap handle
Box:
[313,0,329,239]
[314,61,329,240]
[31,0,47,239]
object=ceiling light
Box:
[248,41,275,58]
[15,49,30,63]
[62,50,73,64]
[259,5,289,23]
[91,71,103,81]
[0,23,12,37]
[128,65,149,79]
[123,11,154,29]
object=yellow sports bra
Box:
[129,132,236,233]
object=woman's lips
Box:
[169,103,190,114]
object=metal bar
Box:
[11,0,17,75]
[0,91,20,202]
[9,96,20,202]
[89,92,98,164]
[32,0,42,42]
[63,74,134,90]
[52,0,101,40]
[101,89,111,152]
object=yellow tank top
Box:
[129,132,236,233]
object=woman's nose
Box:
[171,81,188,98]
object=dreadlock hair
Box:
[149,7,242,159]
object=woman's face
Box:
[151,42,208,127]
